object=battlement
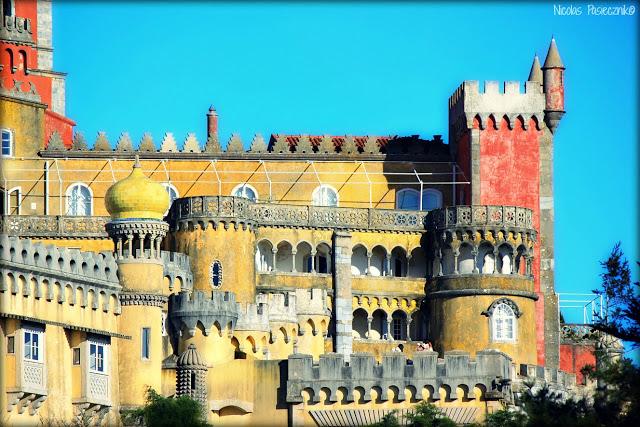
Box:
[40,131,451,160]
[168,290,240,337]
[0,235,119,285]
[257,292,298,324]
[449,80,545,133]
[287,349,512,403]
[160,251,193,292]
[295,288,329,317]
[235,302,270,332]
[0,15,33,44]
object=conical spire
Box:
[542,37,564,69]
[528,54,543,83]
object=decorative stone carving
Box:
[226,133,244,153]
[482,297,523,318]
[271,135,290,153]
[72,132,88,151]
[203,135,222,153]
[93,132,111,151]
[296,134,314,154]
[317,135,335,154]
[138,132,155,152]
[249,134,267,153]
[182,133,201,153]
[362,136,379,154]
[160,132,178,152]
[341,135,357,154]
[115,132,133,151]
[119,293,167,308]
[46,131,65,150]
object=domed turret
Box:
[105,157,169,220]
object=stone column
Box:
[127,234,133,258]
[366,316,373,339]
[291,249,297,273]
[310,250,316,273]
[271,249,277,272]
[366,252,372,276]
[386,318,393,341]
[385,254,391,277]
[332,231,353,361]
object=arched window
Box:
[396,189,419,210]
[312,185,338,207]
[1,129,13,157]
[490,302,517,342]
[210,260,222,288]
[2,0,15,17]
[232,184,257,202]
[7,187,20,215]
[162,183,179,214]
[421,189,443,211]
[66,183,92,216]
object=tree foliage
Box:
[369,403,456,427]
[123,388,208,427]
[591,242,640,347]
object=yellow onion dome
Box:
[105,158,169,220]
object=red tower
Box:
[1,0,75,147]
[449,38,565,367]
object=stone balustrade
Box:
[0,215,109,238]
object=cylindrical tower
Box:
[542,37,565,132]
[165,196,257,304]
[426,205,538,366]
[105,158,170,408]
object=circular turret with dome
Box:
[105,156,170,260]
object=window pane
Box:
[24,332,31,359]
[142,328,150,359]
[32,334,39,360]
[397,190,419,210]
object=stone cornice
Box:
[119,293,167,308]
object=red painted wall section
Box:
[476,115,545,365]
[45,110,75,148]
[560,343,596,385]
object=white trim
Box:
[65,182,93,216]
[22,325,45,363]
[231,183,258,202]
[1,128,14,158]
[7,186,21,215]
[490,302,517,343]
[312,184,339,207]
[162,183,179,215]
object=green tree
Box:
[123,388,208,427]
[591,242,640,347]
[405,402,456,427]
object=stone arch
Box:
[497,243,513,274]
[315,242,331,274]
[256,239,274,272]
[370,245,387,277]
[351,244,368,276]
[458,243,474,274]
[302,387,315,405]
[515,244,528,274]
[408,247,427,278]
[391,310,407,340]
[370,309,387,340]
[65,284,75,305]
[276,241,294,272]
[352,308,368,339]
[295,241,313,273]
[354,386,367,404]
[390,247,407,277]
[477,242,495,274]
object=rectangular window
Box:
[24,330,41,361]
[1,130,12,157]
[141,327,151,359]
[73,347,80,365]
[7,336,15,354]
[90,343,105,372]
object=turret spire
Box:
[542,37,564,69]
[528,54,543,84]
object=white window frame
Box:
[23,326,44,362]
[395,188,420,210]
[1,128,13,157]
[491,302,517,342]
[88,341,108,373]
[421,188,443,211]
[7,186,21,215]
[231,183,258,202]
[66,182,93,216]
[312,184,339,207]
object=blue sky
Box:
[54,2,638,325]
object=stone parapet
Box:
[160,251,194,292]
[168,290,240,337]
[0,14,33,44]
[0,215,109,238]
[286,349,512,403]
[169,196,428,232]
